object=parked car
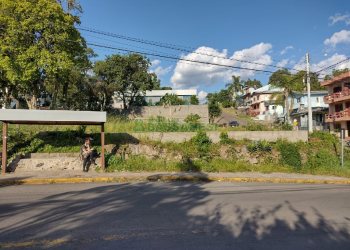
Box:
[228,120,239,127]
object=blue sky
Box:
[79,0,350,99]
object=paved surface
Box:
[0,182,349,249]
[1,170,349,182]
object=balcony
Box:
[324,88,350,104]
[326,108,350,123]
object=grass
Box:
[1,119,350,178]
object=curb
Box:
[1,175,350,186]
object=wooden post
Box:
[101,123,105,171]
[2,122,7,175]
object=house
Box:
[112,89,197,109]
[247,84,284,121]
[289,91,328,130]
[322,71,350,137]
[143,89,197,105]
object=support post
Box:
[306,53,313,133]
[2,122,7,175]
[101,123,105,171]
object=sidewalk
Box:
[1,171,350,185]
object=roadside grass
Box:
[2,121,350,178]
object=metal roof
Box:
[0,109,106,125]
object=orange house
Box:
[322,71,350,137]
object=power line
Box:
[79,26,300,72]
[87,42,280,74]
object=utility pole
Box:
[306,53,313,133]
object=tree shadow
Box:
[0,183,349,249]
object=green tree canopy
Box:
[190,95,199,105]
[93,53,158,110]
[158,93,185,106]
[0,0,89,109]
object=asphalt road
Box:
[0,182,349,250]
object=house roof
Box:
[0,109,106,125]
[251,84,283,94]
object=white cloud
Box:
[149,60,172,77]
[280,46,294,55]
[329,13,350,26]
[171,43,272,89]
[151,59,161,67]
[198,90,208,104]
[276,59,289,68]
[292,53,350,74]
[324,30,350,47]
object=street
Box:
[0,182,349,249]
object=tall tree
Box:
[0,0,88,109]
[94,54,158,110]
[268,69,303,123]
[243,78,262,89]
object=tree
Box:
[158,93,184,105]
[94,54,158,110]
[244,78,262,89]
[226,75,243,101]
[208,101,222,124]
[190,95,199,105]
[268,69,303,123]
[324,68,350,80]
[0,0,88,109]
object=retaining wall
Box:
[131,130,308,143]
[127,105,209,124]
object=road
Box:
[0,182,349,249]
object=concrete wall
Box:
[131,130,308,143]
[127,105,209,124]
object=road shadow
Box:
[0,183,349,249]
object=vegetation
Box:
[158,93,185,106]
[93,54,159,110]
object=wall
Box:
[127,105,209,124]
[130,130,308,143]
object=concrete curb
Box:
[1,175,350,186]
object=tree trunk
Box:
[25,95,37,109]
[285,90,290,124]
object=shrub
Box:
[184,114,202,130]
[281,123,293,131]
[277,140,301,170]
[306,149,340,170]
[191,130,212,160]
[245,122,268,131]
[310,131,338,145]
[219,131,234,144]
[247,140,272,153]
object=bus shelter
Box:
[0,109,107,174]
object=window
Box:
[297,98,301,103]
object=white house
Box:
[112,89,197,109]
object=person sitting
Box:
[80,137,97,172]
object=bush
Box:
[245,122,268,131]
[219,131,234,144]
[281,123,293,131]
[306,149,340,170]
[310,131,338,145]
[191,131,212,160]
[184,114,202,130]
[247,140,272,153]
[277,140,301,170]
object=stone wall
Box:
[126,105,209,124]
[131,130,308,143]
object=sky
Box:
[79,0,350,101]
